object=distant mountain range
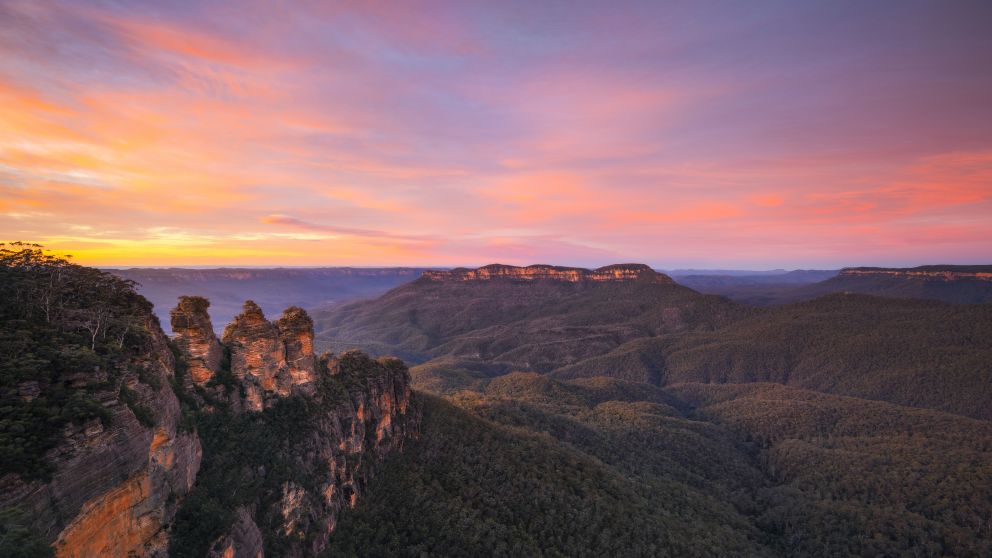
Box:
[313,263,992,420]
[109,263,992,333]
[672,265,992,305]
[108,267,429,332]
[5,254,991,556]
[312,262,992,556]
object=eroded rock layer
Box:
[170,295,223,385]
[180,351,415,558]
[0,314,202,558]
[220,301,319,411]
[422,263,674,284]
[3,291,415,558]
[840,267,992,281]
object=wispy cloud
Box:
[1,0,990,267]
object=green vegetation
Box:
[408,357,504,395]
[0,508,54,558]
[672,382,992,556]
[656,294,992,419]
[329,375,992,556]
[325,392,774,557]
[315,274,992,420]
[0,243,158,480]
[169,396,325,557]
[169,351,402,558]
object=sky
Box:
[1,0,991,269]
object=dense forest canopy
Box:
[3,249,991,556]
[327,377,992,557]
[0,242,156,479]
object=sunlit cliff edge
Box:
[1,286,415,557]
[421,263,674,284]
[840,265,992,281]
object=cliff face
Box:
[0,315,202,558]
[167,300,416,557]
[201,352,414,558]
[840,268,992,281]
[2,294,414,558]
[170,296,223,385]
[1,247,417,558]
[422,263,674,284]
[220,301,318,411]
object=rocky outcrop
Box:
[265,351,413,555]
[182,350,415,558]
[220,301,318,411]
[207,507,264,558]
[164,301,416,557]
[0,315,202,557]
[276,307,318,390]
[170,296,223,385]
[1,250,416,558]
[422,263,674,284]
[840,267,992,281]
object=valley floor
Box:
[326,376,992,557]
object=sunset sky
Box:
[2,0,991,268]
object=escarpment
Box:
[167,299,417,557]
[1,259,415,558]
[0,306,202,558]
[839,266,992,281]
[422,263,674,284]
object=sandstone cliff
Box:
[1,288,415,558]
[196,352,414,557]
[219,301,318,411]
[166,300,416,557]
[0,313,202,557]
[840,266,992,281]
[170,296,223,385]
[422,263,674,284]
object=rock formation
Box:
[206,507,264,558]
[220,301,318,411]
[0,314,202,557]
[2,292,415,558]
[276,306,319,390]
[200,351,414,557]
[422,263,674,284]
[160,300,416,557]
[840,266,992,281]
[170,295,223,385]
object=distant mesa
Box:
[840,265,992,282]
[422,263,674,284]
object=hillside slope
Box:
[558,294,992,419]
[783,265,992,304]
[677,265,992,306]
[327,376,992,556]
[314,263,745,372]
[315,264,992,421]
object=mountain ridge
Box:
[422,263,674,284]
[314,264,992,421]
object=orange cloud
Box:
[2,2,990,268]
